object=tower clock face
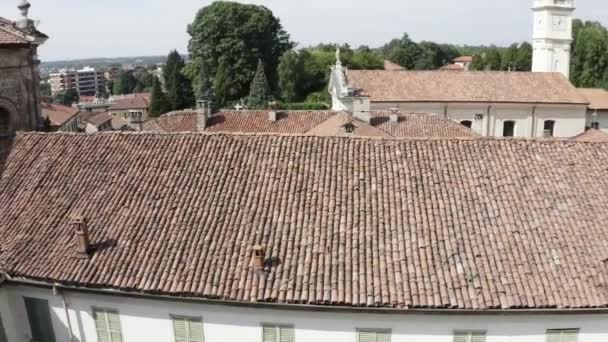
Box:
[552,15,568,32]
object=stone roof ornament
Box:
[16,0,35,34]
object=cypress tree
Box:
[247,60,272,109]
[148,78,170,117]
[163,50,195,110]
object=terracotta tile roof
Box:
[453,56,473,63]
[572,128,608,142]
[372,112,478,138]
[0,18,30,45]
[143,110,336,134]
[108,93,151,111]
[41,102,80,127]
[578,88,608,110]
[86,112,112,127]
[384,60,406,71]
[1,133,608,310]
[347,71,589,104]
[440,64,464,71]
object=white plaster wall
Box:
[534,105,587,137]
[1,285,608,342]
[446,105,492,136]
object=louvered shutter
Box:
[470,331,486,342]
[375,330,391,342]
[107,310,123,342]
[263,326,278,342]
[279,326,294,342]
[358,330,377,342]
[188,319,204,342]
[0,314,7,342]
[547,329,579,342]
[453,332,469,342]
[94,310,110,342]
[174,318,188,342]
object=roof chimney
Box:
[389,113,399,124]
[71,213,91,259]
[196,100,208,131]
[252,245,265,270]
[268,110,277,122]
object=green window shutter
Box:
[454,331,486,342]
[358,330,376,342]
[547,329,579,342]
[188,319,204,342]
[263,326,278,342]
[279,326,294,342]
[359,329,390,342]
[94,309,122,342]
[0,314,7,342]
[375,330,391,342]
[173,318,188,342]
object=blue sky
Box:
[1,0,605,61]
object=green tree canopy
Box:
[382,33,422,70]
[247,60,272,109]
[163,50,195,110]
[277,50,301,103]
[113,71,137,95]
[187,1,294,104]
[53,88,79,106]
[148,78,170,117]
[570,20,608,88]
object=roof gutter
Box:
[5,278,608,316]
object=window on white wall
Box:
[544,120,556,137]
[546,329,579,342]
[172,316,204,342]
[460,120,473,129]
[93,308,123,342]
[0,313,7,342]
[262,324,294,342]
[358,328,391,342]
[453,330,487,342]
[503,121,516,137]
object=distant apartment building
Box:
[49,66,106,96]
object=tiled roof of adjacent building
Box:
[383,60,406,71]
[578,88,608,110]
[143,110,478,139]
[453,56,473,63]
[108,93,151,111]
[1,133,608,310]
[41,102,79,127]
[347,71,589,104]
[572,128,608,142]
[0,17,30,45]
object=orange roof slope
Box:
[1,133,608,310]
[41,102,79,126]
[578,88,608,110]
[347,71,589,104]
[573,128,608,142]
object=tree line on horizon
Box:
[140,1,608,116]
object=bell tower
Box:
[532,0,575,79]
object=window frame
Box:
[170,314,204,342]
[545,328,580,342]
[503,120,516,137]
[453,330,487,342]
[261,323,295,342]
[357,328,392,342]
[460,120,473,129]
[543,120,556,137]
[91,307,123,342]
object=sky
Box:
[0,0,606,62]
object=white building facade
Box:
[532,0,575,79]
[1,284,607,342]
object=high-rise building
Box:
[49,66,107,96]
[532,0,575,79]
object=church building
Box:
[0,1,47,134]
[329,0,588,139]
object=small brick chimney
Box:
[196,100,208,131]
[72,213,91,259]
[268,110,277,122]
[252,245,265,269]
